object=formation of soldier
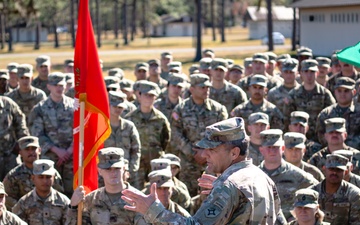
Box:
[0,46,360,224]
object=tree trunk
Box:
[141,0,147,38]
[70,0,76,47]
[95,0,101,47]
[53,20,59,48]
[34,19,40,50]
[291,7,296,51]
[122,0,128,45]
[114,0,119,39]
[266,0,273,51]
[220,0,225,42]
[194,0,202,61]
[210,0,216,41]
[130,0,137,41]
[8,26,12,52]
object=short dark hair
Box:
[224,135,250,157]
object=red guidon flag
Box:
[73,0,111,193]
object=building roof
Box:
[246,6,296,21]
[291,0,360,8]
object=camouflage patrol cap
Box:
[64,59,74,67]
[195,117,247,149]
[284,132,306,149]
[293,189,319,208]
[282,58,298,72]
[265,52,277,63]
[97,147,124,169]
[17,64,33,78]
[248,112,269,125]
[120,79,134,92]
[160,153,181,169]
[108,68,124,80]
[168,61,182,73]
[140,81,160,96]
[276,54,291,63]
[135,62,149,71]
[190,73,211,87]
[334,77,355,90]
[133,80,148,92]
[65,73,74,83]
[297,47,313,57]
[331,54,339,66]
[249,74,268,87]
[0,182,7,196]
[0,70,9,80]
[325,117,346,133]
[332,150,353,166]
[199,58,212,70]
[202,49,215,58]
[253,53,269,64]
[48,72,66,85]
[189,64,200,74]
[316,57,331,68]
[290,111,309,126]
[108,91,127,108]
[301,59,318,72]
[211,58,228,72]
[18,136,40,150]
[168,73,187,88]
[104,76,120,89]
[36,55,51,67]
[325,154,348,170]
[260,129,284,147]
[229,64,244,73]
[7,62,19,73]
[244,58,253,67]
[148,59,160,66]
[33,159,56,176]
[148,169,174,187]
[150,158,171,171]
[161,51,172,59]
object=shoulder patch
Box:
[172,112,180,121]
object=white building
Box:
[12,22,48,43]
[150,15,195,37]
[292,0,360,56]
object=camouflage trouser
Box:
[0,153,19,180]
[178,155,204,197]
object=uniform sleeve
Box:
[219,105,228,120]
[130,124,141,173]
[316,109,327,146]
[349,189,360,224]
[324,89,336,107]
[161,118,171,152]
[9,99,29,138]
[3,173,19,210]
[12,199,27,223]
[234,88,248,107]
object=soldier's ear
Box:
[31,175,35,182]
[231,147,240,159]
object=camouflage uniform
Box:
[0,96,29,180]
[31,77,49,96]
[326,71,360,95]
[65,86,75,98]
[0,209,27,225]
[12,187,70,225]
[267,83,300,117]
[209,81,247,113]
[248,142,263,166]
[121,101,137,118]
[147,77,168,90]
[304,139,323,162]
[154,96,183,122]
[259,159,318,220]
[299,161,325,182]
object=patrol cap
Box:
[199,58,212,70]
[108,91,127,108]
[211,58,228,72]
[316,57,331,68]
[0,182,7,196]
[17,64,33,78]
[282,58,298,72]
[249,74,267,87]
[248,112,269,125]
[301,59,318,72]
[229,64,244,73]
[195,117,247,149]
[150,158,171,171]
[148,59,160,66]
[168,73,187,88]
[325,117,346,133]
[168,61,182,73]
[160,153,181,169]
[260,129,284,147]
[104,76,120,88]
[135,62,149,71]
[325,154,348,170]
[18,136,40,150]
[120,79,134,92]
[293,189,319,208]
[33,159,56,176]
[48,72,66,85]
[202,49,215,58]
[65,73,74,83]
[0,70,9,80]
[332,150,353,166]
[108,68,124,80]
[148,169,174,187]
[290,111,309,126]
[64,59,74,67]
[276,54,291,63]
[190,73,211,87]
[244,58,253,68]
[284,132,306,149]
[139,81,160,96]
[36,55,51,67]
[7,62,19,73]
[189,64,200,74]
[97,147,124,169]
[252,53,269,64]
[161,51,172,59]
[297,47,313,57]
[331,54,339,66]
[265,52,277,63]
[334,77,355,90]
[133,80,148,92]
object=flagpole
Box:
[77,94,86,225]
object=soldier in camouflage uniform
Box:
[316,77,360,148]
[297,47,313,72]
[259,129,318,221]
[264,51,277,76]
[327,59,360,95]
[167,61,182,74]
[66,148,138,225]
[134,62,149,81]
[309,154,360,224]
[275,54,291,75]
[0,182,26,225]
[333,150,360,188]
[284,59,336,141]
[315,57,331,87]
[32,55,51,95]
[6,64,46,121]
[209,58,248,113]
[231,74,284,131]
[160,52,173,81]
[12,159,70,224]
[283,132,325,182]
[228,64,244,85]
[122,117,286,224]
[147,59,168,90]
[120,79,135,102]
[0,95,29,180]
[243,57,253,76]
[0,69,11,95]
[3,136,64,210]
[247,112,270,166]
[7,62,19,90]
[132,80,149,108]
[267,58,300,118]
[28,72,74,197]
[171,74,228,196]
[198,58,212,77]
[125,81,170,190]
[309,118,360,175]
